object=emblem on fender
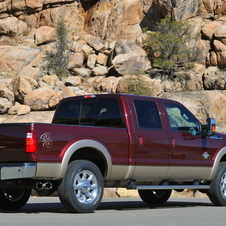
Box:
[202,152,210,159]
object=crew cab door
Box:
[164,102,214,179]
[132,99,169,180]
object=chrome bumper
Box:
[0,163,36,180]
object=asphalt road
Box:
[0,197,225,226]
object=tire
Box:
[208,162,226,206]
[58,160,104,213]
[138,189,172,205]
[0,188,31,210]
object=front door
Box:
[164,102,214,179]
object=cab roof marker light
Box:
[84,95,96,98]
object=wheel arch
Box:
[55,139,112,180]
[207,147,226,181]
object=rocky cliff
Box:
[1,0,226,130]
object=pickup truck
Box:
[0,93,226,213]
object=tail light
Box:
[26,132,37,153]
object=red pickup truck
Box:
[0,93,225,213]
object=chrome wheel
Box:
[58,160,104,213]
[208,162,226,206]
[220,172,226,199]
[74,170,98,204]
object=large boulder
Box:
[11,76,38,102]
[8,103,31,115]
[112,52,151,75]
[24,87,62,110]
[0,46,40,74]
[0,17,27,36]
[35,26,55,45]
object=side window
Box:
[165,103,200,135]
[96,99,124,127]
[134,100,162,129]
[52,100,80,125]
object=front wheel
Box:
[208,162,226,206]
[138,189,172,205]
[0,188,31,210]
[58,160,104,213]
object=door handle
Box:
[171,138,176,148]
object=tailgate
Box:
[0,123,32,162]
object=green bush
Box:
[46,15,69,80]
[144,16,196,79]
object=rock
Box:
[0,87,15,103]
[216,51,226,68]
[42,75,59,87]
[114,39,147,56]
[8,103,31,115]
[87,54,97,69]
[92,65,108,76]
[24,87,62,110]
[87,36,104,52]
[68,52,85,70]
[0,78,12,88]
[65,76,82,86]
[97,52,108,66]
[156,0,199,21]
[35,26,55,45]
[203,66,226,90]
[0,111,55,123]
[72,68,91,78]
[0,16,27,36]
[0,97,12,114]
[94,76,121,93]
[201,21,222,40]
[62,86,76,98]
[82,44,93,57]
[112,52,151,75]
[0,46,40,74]
[214,24,226,45]
[10,76,36,102]
[213,39,226,52]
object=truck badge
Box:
[40,133,52,148]
[202,152,210,159]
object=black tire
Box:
[138,189,172,205]
[0,188,31,210]
[208,162,226,206]
[58,160,104,213]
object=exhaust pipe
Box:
[36,182,53,190]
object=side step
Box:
[127,180,210,190]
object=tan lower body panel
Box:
[35,163,61,179]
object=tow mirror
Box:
[206,118,216,136]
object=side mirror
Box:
[206,118,216,136]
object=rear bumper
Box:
[0,163,36,180]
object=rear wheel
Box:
[58,160,104,213]
[208,162,226,206]
[0,188,31,210]
[138,189,172,204]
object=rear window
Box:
[53,98,124,128]
[134,99,162,129]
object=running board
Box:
[127,180,210,190]
[135,185,210,190]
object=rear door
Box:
[132,99,170,180]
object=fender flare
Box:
[207,147,226,181]
[54,139,112,180]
